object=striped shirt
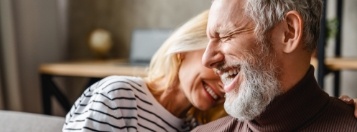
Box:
[63,76,185,132]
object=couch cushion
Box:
[0,110,65,132]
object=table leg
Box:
[50,78,71,112]
[41,74,52,115]
[41,74,72,115]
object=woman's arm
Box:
[63,76,138,132]
[339,95,357,118]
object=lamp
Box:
[88,28,112,59]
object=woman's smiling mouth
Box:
[203,83,219,100]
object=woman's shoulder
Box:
[89,75,147,95]
[99,75,144,85]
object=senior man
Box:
[193,0,357,131]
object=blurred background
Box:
[0,0,356,117]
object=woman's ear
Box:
[282,11,303,53]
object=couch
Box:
[0,110,65,132]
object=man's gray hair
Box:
[245,0,322,52]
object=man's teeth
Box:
[220,68,239,86]
[204,85,218,100]
[221,69,238,79]
[228,69,238,76]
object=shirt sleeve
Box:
[62,76,139,132]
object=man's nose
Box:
[202,40,223,69]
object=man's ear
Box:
[282,11,303,53]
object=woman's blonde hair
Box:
[145,10,227,124]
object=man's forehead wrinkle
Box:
[217,12,242,35]
[219,0,246,33]
[217,22,236,35]
[210,0,247,36]
[219,11,251,34]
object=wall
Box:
[0,0,23,110]
[340,0,357,97]
[0,63,3,109]
[324,0,357,98]
[67,0,211,60]
[6,0,67,113]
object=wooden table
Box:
[325,57,357,71]
[39,59,148,115]
[312,57,357,96]
[311,57,357,71]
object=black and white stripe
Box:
[63,76,184,132]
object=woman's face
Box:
[178,49,225,111]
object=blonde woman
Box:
[63,10,226,132]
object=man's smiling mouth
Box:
[220,66,240,79]
[217,65,241,92]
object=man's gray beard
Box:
[223,53,281,121]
